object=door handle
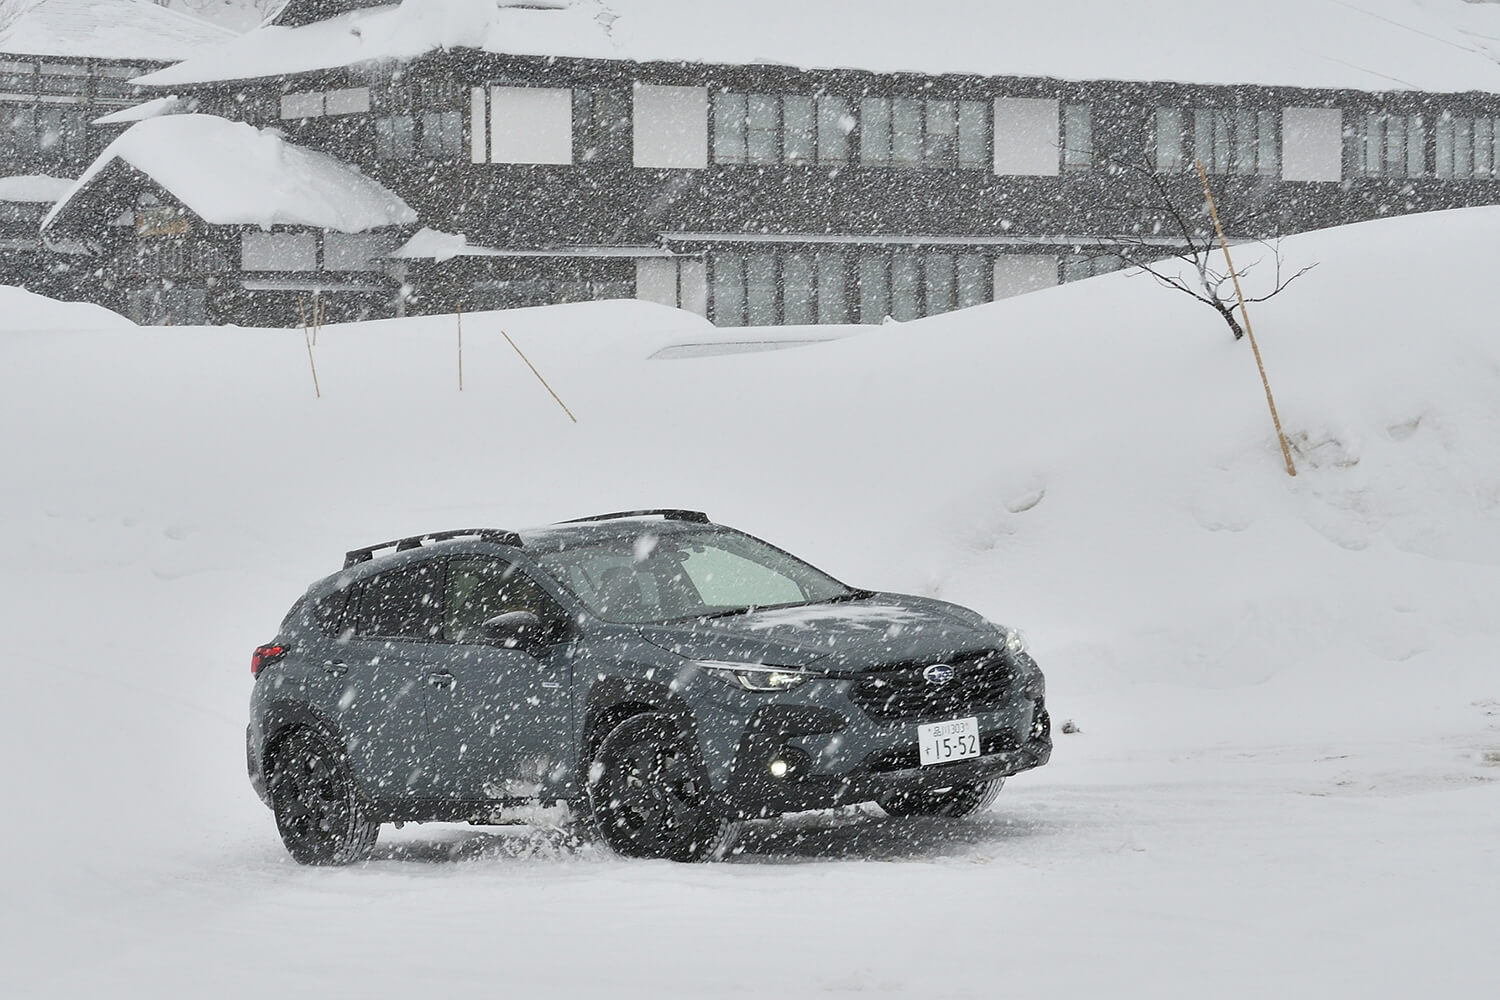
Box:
[324,662,348,677]
[426,670,455,690]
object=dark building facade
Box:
[41,0,1500,325]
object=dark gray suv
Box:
[247,511,1050,864]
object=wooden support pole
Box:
[502,328,577,423]
[298,294,322,399]
[1195,160,1295,478]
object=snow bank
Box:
[42,114,417,234]
[3,208,1499,995]
[0,284,132,328]
[139,0,1500,93]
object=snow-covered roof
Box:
[136,0,1500,94]
[42,114,417,234]
[0,0,235,62]
[0,174,74,203]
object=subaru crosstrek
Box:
[247,511,1051,864]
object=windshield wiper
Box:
[688,590,873,622]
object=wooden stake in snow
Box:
[457,305,464,392]
[1195,160,1296,477]
[297,294,322,400]
[502,328,576,423]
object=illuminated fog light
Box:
[768,759,790,779]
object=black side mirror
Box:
[480,611,549,651]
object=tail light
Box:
[251,644,289,677]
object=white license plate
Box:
[917,717,981,766]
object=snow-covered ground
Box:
[3,207,1498,997]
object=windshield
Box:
[532,528,856,625]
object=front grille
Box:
[848,650,1015,722]
[863,727,1021,773]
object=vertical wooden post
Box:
[1195,160,1296,477]
[298,294,322,399]
[457,305,464,392]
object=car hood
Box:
[636,593,1000,673]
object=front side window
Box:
[533,529,854,625]
[444,558,563,642]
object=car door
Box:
[324,559,449,802]
[428,555,574,802]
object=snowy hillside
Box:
[3,208,1498,996]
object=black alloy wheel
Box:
[876,778,1005,819]
[589,713,739,862]
[268,728,379,866]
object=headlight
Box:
[998,626,1027,655]
[697,661,811,692]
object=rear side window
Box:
[314,589,352,637]
[352,562,444,640]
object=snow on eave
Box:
[392,227,671,262]
[0,0,236,63]
[134,0,1500,95]
[42,114,417,238]
[0,174,75,203]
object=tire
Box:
[586,712,739,862]
[267,728,379,866]
[876,778,1004,819]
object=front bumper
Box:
[717,698,1052,818]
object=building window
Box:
[574,89,631,163]
[1435,113,1499,178]
[710,250,852,326]
[324,88,371,116]
[242,231,318,272]
[711,247,988,325]
[1154,107,1277,175]
[375,115,416,160]
[420,110,463,157]
[1063,103,1093,171]
[860,97,988,169]
[713,92,851,166]
[36,107,87,160]
[280,91,325,119]
[1347,113,1426,178]
[1062,253,1125,284]
[325,232,395,272]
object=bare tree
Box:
[1083,154,1316,341]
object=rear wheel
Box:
[877,778,1004,819]
[587,713,739,862]
[267,728,378,865]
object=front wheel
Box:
[267,728,378,865]
[587,713,739,862]
[876,778,1004,819]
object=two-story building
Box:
[64,0,1500,325]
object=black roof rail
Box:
[560,509,711,526]
[343,528,522,570]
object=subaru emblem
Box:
[922,663,955,686]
